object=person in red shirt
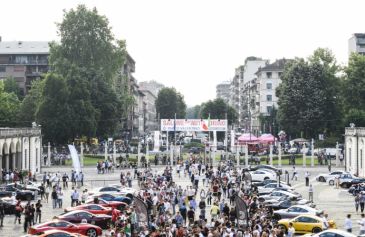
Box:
[111,207,120,223]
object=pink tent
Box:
[238,133,258,142]
[258,134,276,143]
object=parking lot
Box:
[0,164,360,236]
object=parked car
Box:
[65,204,119,216]
[252,179,288,187]
[189,147,201,154]
[249,170,276,182]
[340,178,365,189]
[0,197,15,214]
[217,142,225,150]
[24,229,88,237]
[258,190,301,202]
[304,229,356,237]
[250,165,282,174]
[278,215,336,234]
[55,210,112,229]
[2,185,35,201]
[266,198,315,210]
[85,198,128,211]
[90,193,132,205]
[315,170,348,182]
[28,220,102,237]
[258,183,294,195]
[273,205,323,220]
[88,186,123,196]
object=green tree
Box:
[200,98,237,125]
[0,81,21,127]
[4,76,23,99]
[276,48,340,138]
[155,87,186,119]
[49,4,128,140]
[36,73,71,144]
[17,79,45,127]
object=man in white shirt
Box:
[322,213,329,230]
[287,222,295,237]
[345,214,352,233]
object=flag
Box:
[202,114,210,131]
[234,193,249,228]
[134,196,149,227]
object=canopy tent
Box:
[238,133,258,142]
[258,134,276,143]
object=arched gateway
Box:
[0,128,42,174]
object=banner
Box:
[68,145,81,174]
[134,196,149,227]
[153,131,160,152]
[230,130,235,148]
[161,119,227,132]
[234,193,249,228]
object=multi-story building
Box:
[228,66,242,121]
[139,80,165,98]
[239,57,268,130]
[216,81,231,103]
[140,89,158,132]
[0,40,49,94]
[252,59,288,134]
[349,33,365,56]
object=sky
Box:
[1,0,364,106]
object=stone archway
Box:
[9,141,16,171]
[2,142,9,171]
[15,141,21,170]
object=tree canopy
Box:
[276,48,341,138]
[0,81,21,127]
[200,98,237,125]
[155,87,186,119]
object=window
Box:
[266,72,272,78]
[267,95,272,101]
[267,106,273,114]
[0,66,5,72]
[296,216,318,223]
[319,232,337,237]
[278,72,282,78]
[266,83,272,89]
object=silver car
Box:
[273,205,323,220]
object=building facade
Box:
[216,81,230,104]
[0,128,42,174]
[349,33,365,56]
[345,127,365,177]
[0,40,49,94]
[139,80,165,98]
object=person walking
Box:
[358,213,365,235]
[51,187,58,209]
[0,201,4,227]
[345,214,352,233]
[355,194,360,213]
[305,171,310,186]
[44,185,50,203]
[308,184,314,202]
[287,222,295,237]
[14,201,23,224]
[291,166,297,181]
[360,192,365,213]
[35,200,42,224]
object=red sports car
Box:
[28,220,102,237]
[56,210,112,229]
[85,198,128,211]
[65,204,119,216]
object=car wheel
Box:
[341,183,349,189]
[319,176,325,182]
[312,227,322,233]
[329,180,334,186]
[264,177,270,180]
[278,224,287,233]
[87,228,97,237]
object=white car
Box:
[259,190,301,202]
[88,186,123,195]
[316,170,348,182]
[273,205,323,219]
[304,229,356,237]
[258,183,294,194]
[249,170,276,182]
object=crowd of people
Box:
[100,155,289,237]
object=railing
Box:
[0,128,41,138]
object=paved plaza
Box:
[0,164,360,236]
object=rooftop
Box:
[256,58,291,73]
[0,41,50,55]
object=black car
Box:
[348,184,365,196]
[7,183,40,193]
[0,198,16,214]
[341,178,365,189]
[2,185,34,201]
[0,188,13,199]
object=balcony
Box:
[0,128,41,138]
[25,71,42,77]
[5,59,48,65]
